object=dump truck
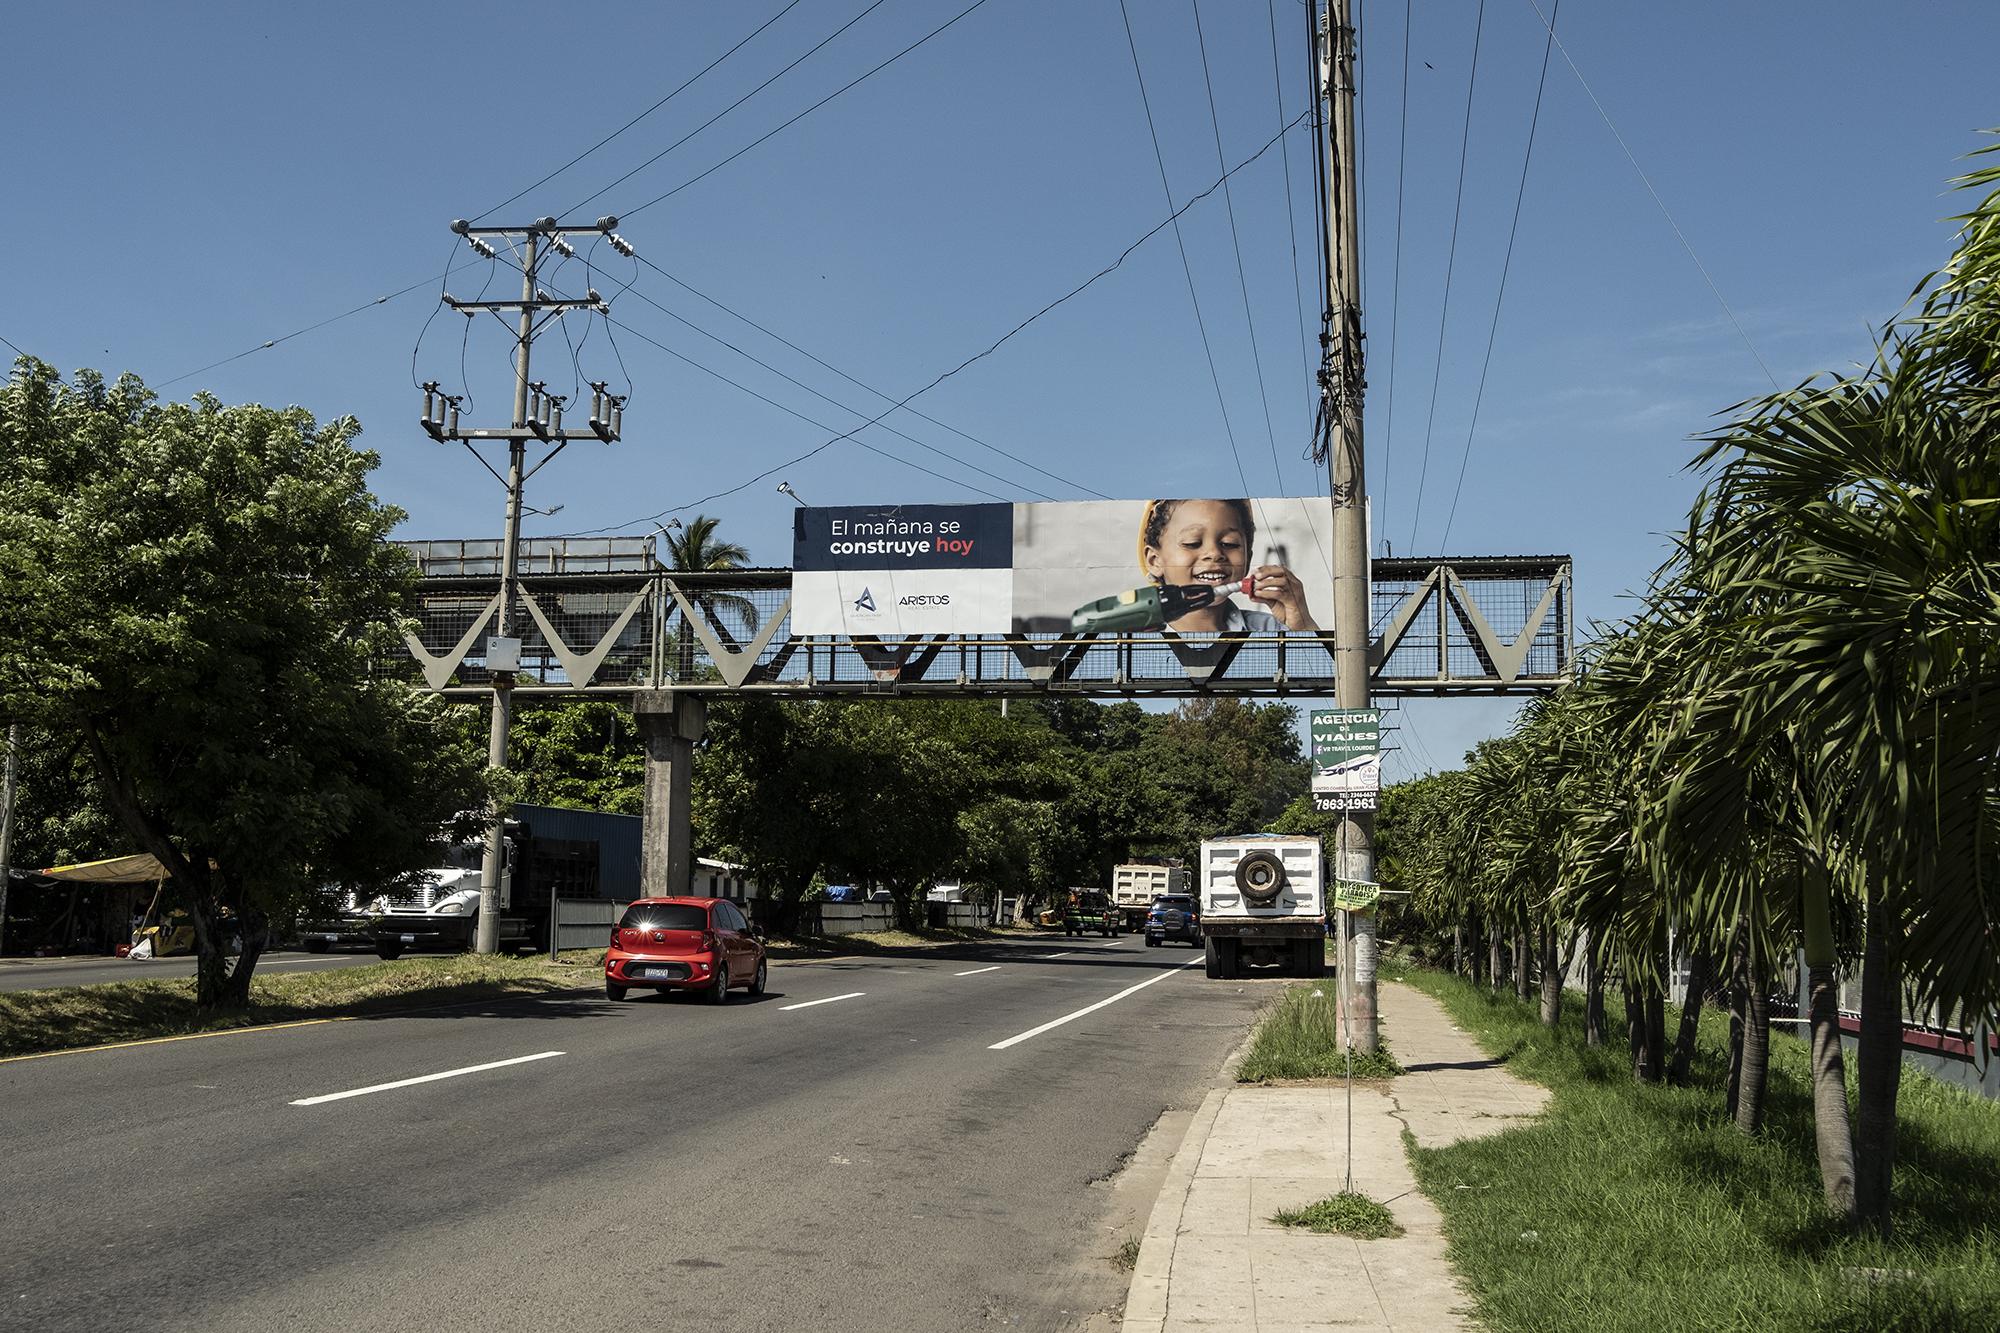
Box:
[1109,863,1190,931]
[1196,834,1325,979]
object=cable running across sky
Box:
[565,108,1314,538]
[1438,0,1562,553]
[1404,0,1487,552]
[1116,0,1255,503]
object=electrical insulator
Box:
[610,397,624,439]
[549,397,564,434]
[446,399,460,437]
[607,232,635,258]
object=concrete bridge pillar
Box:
[634,691,706,899]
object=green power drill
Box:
[1069,578,1254,633]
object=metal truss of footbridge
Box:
[394,539,1572,701]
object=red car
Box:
[605,897,767,1003]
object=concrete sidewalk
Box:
[1121,980,1549,1332]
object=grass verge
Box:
[0,950,608,1059]
[1382,958,2000,1332]
[1237,976,1403,1082]
[1271,1191,1406,1240]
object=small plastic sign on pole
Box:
[1332,878,1381,912]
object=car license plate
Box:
[641,965,681,979]
[399,934,416,944]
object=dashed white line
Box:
[290,1050,565,1106]
[780,991,865,1011]
[1039,952,1076,960]
[988,958,1203,1051]
[954,965,1002,977]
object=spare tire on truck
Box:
[1234,850,1286,906]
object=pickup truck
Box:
[1062,889,1121,938]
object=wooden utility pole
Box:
[1317,0,1378,1052]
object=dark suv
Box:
[1144,894,1201,947]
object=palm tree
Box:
[659,514,758,681]
[1650,140,2000,1229]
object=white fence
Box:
[818,902,895,936]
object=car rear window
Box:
[1155,897,1195,910]
[620,903,707,930]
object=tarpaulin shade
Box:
[38,854,172,884]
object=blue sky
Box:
[8,1,1995,777]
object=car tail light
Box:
[609,927,620,947]
[702,930,720,955]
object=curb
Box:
[1120,1086,1228,1333]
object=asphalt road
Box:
[0,950,382,993]
[1,933,1277,1333]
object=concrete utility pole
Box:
[1317,0,1379,1052]
[421,216,631,952]
[0,724,18,956]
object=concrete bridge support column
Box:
[635,691,706,899]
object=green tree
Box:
[661,513,757,679]
[0,361,487,1006]
[512,699,645,813]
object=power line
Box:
[565,109,1312,537]
[632,254,1110,498]
[614,278,1055,499]
[472,0,811,223]
[1267,0,1317,435]
[1190,0,1287,497]
[1375,0,1413,544]
[156,264,488,389]
[1405,0,1487,552]
[607,0,997,223]
[1438,0,1561,553]
[0,334,25,359]
[1117,0,1254,501]
[562,0,896,220]
[1523,0,1777,389]
[603,314,1012,504]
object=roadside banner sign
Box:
[1311,708,1381,812]
[1332,879,1381,911]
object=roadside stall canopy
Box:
[39,854,172,884]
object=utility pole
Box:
[421,216,631,952]
[1316,0,1378,1052]
[0,723,17,956]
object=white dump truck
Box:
[1196,834,1326,979]
[1110,863,1190,931]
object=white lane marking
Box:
[988,958,1203,1051]
[780,991,865,1011]
[954,965,1002,977]
[290,1050,565,1107]
[1039,952,1075,960]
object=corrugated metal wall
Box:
[513,803,643,900]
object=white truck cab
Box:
[1197,834,1327,979]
